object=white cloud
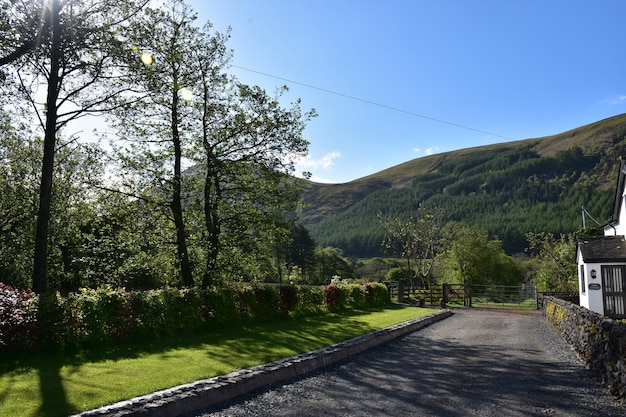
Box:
[605,95,626,105]
[297,150,341,169]
[309,175,335,184]
[413,146,439,156]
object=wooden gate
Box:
[443,283,469,306]
[602,265,626,319]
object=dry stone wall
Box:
[543,296,626,398]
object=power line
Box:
[232,65,514,141]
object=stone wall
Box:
[543,296,626,398]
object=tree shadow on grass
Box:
[0,306,411,416]
[0,351,76,417]
[36,360,74,417]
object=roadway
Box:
[191,308,625,417]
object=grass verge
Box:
[0,305,437,417]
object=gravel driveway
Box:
[190,308,625,417]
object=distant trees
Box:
[437,224,523,286]
[525,232,577,292]
[306,143,614,258]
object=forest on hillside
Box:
[304,142,621,257]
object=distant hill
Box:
[300,113,626,257]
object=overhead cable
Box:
[232,65,514,141]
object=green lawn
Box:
[0,306,437,417]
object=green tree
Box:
[413,206,444,288]
[312,247,354,285]
[110,0,199,286]
[0,110,38,288]
[378,205,444,288]
[525,232,577,292]
[284,223,317,283]
[0,0,148,293]
[188,24,313,287]
[378,212,418,283]
[438,224,523,286]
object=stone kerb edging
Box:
[73,309,453,417]
[543,296,626,398]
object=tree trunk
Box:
[171,85,193,287]
[33,0,61,294]
[202,157,220,289]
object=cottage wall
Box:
[577,256,605,315]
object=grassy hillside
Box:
[301,113,626,256]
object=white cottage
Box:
[577,160,626,318]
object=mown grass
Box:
[0,305,437,417]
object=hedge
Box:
[0,282,390,353]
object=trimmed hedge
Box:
[0,282,390,353]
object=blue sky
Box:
[187,1,626,183]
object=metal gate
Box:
[602,265,626,318]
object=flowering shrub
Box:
[0,284,38,351]
[324,285,350,309]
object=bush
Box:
[0,283,38,351]
[0,282,391,353]
[324,285,352,310]
[349,285,367,308]
[252,285,281,321]
[203,287,239,328]
[294,286,324,314]
[278,285,298,313]
[365,282,391,307]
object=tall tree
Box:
[413,205,444,288]
[193,83,313,287]
[0,0,148,293]
[378,212,418,285]
[189,24,314,287]
[111,0,200,286]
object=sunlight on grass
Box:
[0,306,437,417]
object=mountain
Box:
[300,113,626,257]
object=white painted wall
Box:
[577,254,604,315]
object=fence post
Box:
[535,286,539,310]
[398,280,405,303]
[443,283,449,305]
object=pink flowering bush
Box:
[0,283,38,351]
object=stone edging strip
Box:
[73,309,453,417]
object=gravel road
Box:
[189,308,626,417]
